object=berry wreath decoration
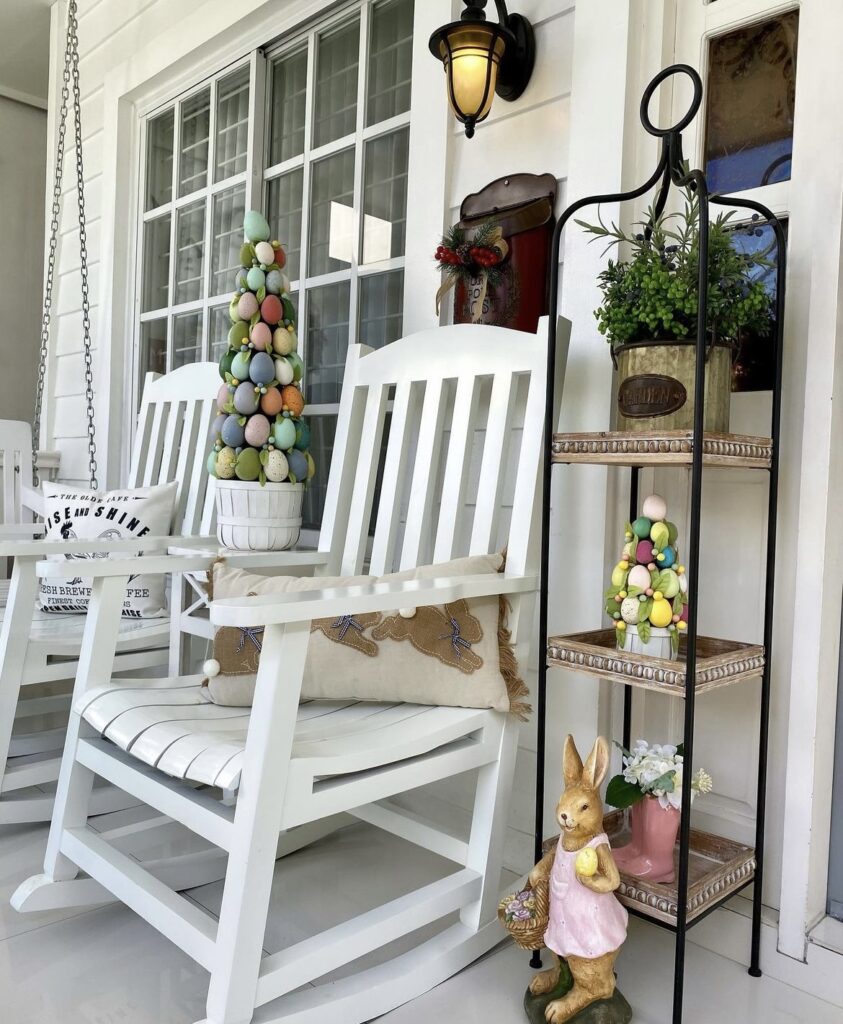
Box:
[434,220,509,323]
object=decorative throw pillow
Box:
[204,553,530,718]
[39,480,178,617]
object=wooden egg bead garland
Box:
[208,210,316,487]
[606,493,689,661]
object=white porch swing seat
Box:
[15,319,568,1024]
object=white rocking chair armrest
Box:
[209,572,539,628]
[1,534,199,561]
[166,542,330,572]
[0,524,46,543]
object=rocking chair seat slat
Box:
[79,677,497,793]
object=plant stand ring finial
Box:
[639,64,703,139]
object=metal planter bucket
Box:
[624,624,677,662]
[615,339,732,433]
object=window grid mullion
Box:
[246,49,268,213]
[200,78,218,361]
[347,0,370,349]
[165,95,183,373]
[297,29,318,385]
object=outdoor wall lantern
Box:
[429,1,535,139]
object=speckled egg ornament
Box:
[246,267,266,292]
[254,241,275,266]
[264,449,289,482]
[221,415,246,448]
[233,381,260,415]
[250,321,272,352]
[238,292,259,321]
[215,446,237,479]
[249,352,275,386]
[244,413,271,447]
[273,327,296,356]
[260,386,284,416]
[280,385,304,417]
[261,295,283,326]
[274,357,294,385]
[265,269,284,295]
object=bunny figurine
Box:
[527,735,629,1023]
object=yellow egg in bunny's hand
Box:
[575,847,598,878]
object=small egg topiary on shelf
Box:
[605,493,689,661]
[208,209,315,489]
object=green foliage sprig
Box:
[576,186,774,348]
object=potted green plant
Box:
[578,188,774,432]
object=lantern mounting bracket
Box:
[489,1,535,102]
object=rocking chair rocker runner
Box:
[15,319,569,1024]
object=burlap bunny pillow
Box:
[204,553,530,718]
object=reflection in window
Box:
[705,11,798,194]
[729,218,786,392]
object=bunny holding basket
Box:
[501,735,631,1023]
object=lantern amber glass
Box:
[436,24,507,125]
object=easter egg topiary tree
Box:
[605,493,689,658]
[208,209,316,488]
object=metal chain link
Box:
[33,0,97,488]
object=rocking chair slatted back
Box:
[0,421,33,527]
[127,365,219,536]
[322,321,563,589]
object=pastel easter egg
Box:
[254,241,275,266]
[286,448,308,483]
[274,357,294,385]
[217,383,231,412]
[659,545,676,568]
[265,269,284,295]
[620,597,641,624]
[231,350,251,381]
[294,419,311,451]
[622,540,636,560]
[660,568,680,598]
[264,449,289,482]
[250,322,272,352]
[632,516,652,539]
[206,450,218,477]
[219,350,234,379]
[235,446,261,481]
[243,210,271,243]
[281,385,304,417]
[306,451,316,480]
[273,327,295,356]
[233,381,260,415]
[212,412,226,438]
[216,446,237,479]
[650,521,670,549]
[221,415,246,448]
[249,351,275,385]
[244,413,271,447]
[287,351,303,382]
[628,564,651,590]
[239,242,255,267]
[246,267,266,292]
[611,562,629,588]
[642,494,667,522]
[261,294,283,325]
[680,602,689,622]
[575,847,599,878]
[636,539,654,564]
[228,320,249,349]
[235,269,249,292]
[650,597,673,628]
[238,292,259,321]
[260,386,284,416]
[273,417,296,449]
[229,296,242,324]
[273,245,286,269]
[678,572,688,595]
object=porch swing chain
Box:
[33,0,97,489]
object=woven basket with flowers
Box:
[497,876,549,950]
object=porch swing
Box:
[0,0,223,825]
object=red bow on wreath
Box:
[434,222,509,323]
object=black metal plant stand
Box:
[533,65,786,1024]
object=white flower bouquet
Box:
[606,739,713,811]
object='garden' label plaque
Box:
[617,374,687,419]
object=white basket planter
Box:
[215,479,304,551]
[623,623,677,661]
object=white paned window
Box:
[136,0,415,530]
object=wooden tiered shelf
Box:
[544,811,756,928]
[546,629,764,697]
[552,430,773,470]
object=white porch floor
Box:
[1,816,841,1024]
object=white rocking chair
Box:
[15,319,567,1024]
[0,364,221,823]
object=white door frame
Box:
[666,0,843,974]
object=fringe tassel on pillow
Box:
[498,594,531,720]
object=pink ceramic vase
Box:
[613,795,680,884]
